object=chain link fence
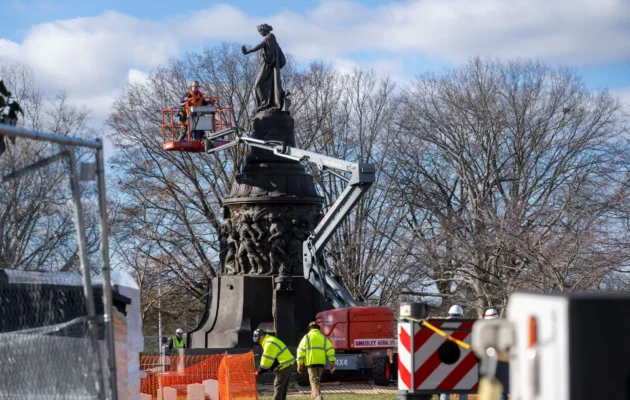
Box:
[0,270,108,399]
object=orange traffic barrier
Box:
[219,353,258,400]
[140,352,257,400]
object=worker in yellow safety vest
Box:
[297,321,336,400]
[253,328,295,400]
[168,328,186,350]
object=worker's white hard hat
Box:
[448,305,463,316]
[176,328,184,334]
[484,308,499,319]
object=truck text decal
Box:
[353,339,394,348]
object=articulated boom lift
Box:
[203,128,396,385]
[162,110,397,385]
[204,128,373,307]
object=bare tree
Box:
[393,57,630,315]
[0,62,102,272]
[290,64,418,305]
[107,44,270,329]
[108,47,419,333]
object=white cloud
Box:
[613,86,630,116]
[1,0,628,140]
[127,69,150,85]
[2,11,178,95]
[2,1,628,95]
[275,0,630,65]
[330,58,361,75]
[0,39,21,61]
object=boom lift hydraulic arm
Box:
[205,128,375,308]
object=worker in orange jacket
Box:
[177,80,209,141]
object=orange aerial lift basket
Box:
[161,99,233,152]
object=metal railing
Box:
[0,122,117,400]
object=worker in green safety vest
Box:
[253,328,295,400]
[297,321,336,400]
[168,328,186,350]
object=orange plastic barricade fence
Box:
[140,352,257,400]
[219,353,258,400]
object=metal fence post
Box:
[97,144,118,400]
[67,146,105,400]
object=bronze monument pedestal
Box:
[189,109,332,348]
[188,275,331,348]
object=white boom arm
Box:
[204,132,375,308]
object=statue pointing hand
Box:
[242,24,287,113]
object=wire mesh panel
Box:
[0,270,107,400]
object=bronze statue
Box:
[268,215,288,275]
[219,207,239,275]
[238,215,267,274]
[288,218,310,275]
[242,24,287,113]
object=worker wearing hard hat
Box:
[168,328,186,350]
[297,321,336,400]
[447,304,464,318]
[253,328,295,400]
[484,308,499,319]
[177,80,210,141]
[483,309,508,400]
[440,305,468,400]
[167,328,187,371]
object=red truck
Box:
[296,306,397,387]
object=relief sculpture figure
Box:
[268,215,288,275]
[238,215,266,275]
[219,207,239,275]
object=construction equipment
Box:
[313,306,396,386]
[161,103,233,152]
[471,292,630,400]
[199,130,397,386]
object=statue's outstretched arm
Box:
[242,40,265,55]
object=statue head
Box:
[243,215,253,223]
[257,23,272,36]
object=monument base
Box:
[188,275,331,348]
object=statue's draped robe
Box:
[254,33,286,112]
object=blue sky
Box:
[1,0,629,133]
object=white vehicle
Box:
[472,292,630,400]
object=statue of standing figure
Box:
[238,215,267,274]
[219,207,239,275]
[268,215,288,275]
[288,218,310,275]
[242,24,287,113]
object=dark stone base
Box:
[188,275,332,348]
[246,110,296,164]
[224,162,324,203]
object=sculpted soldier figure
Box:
[242,23,287,112]
[268,215,288,275]
[288,218,309,275]
[219,207,239,275]
[238,215,266,274]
